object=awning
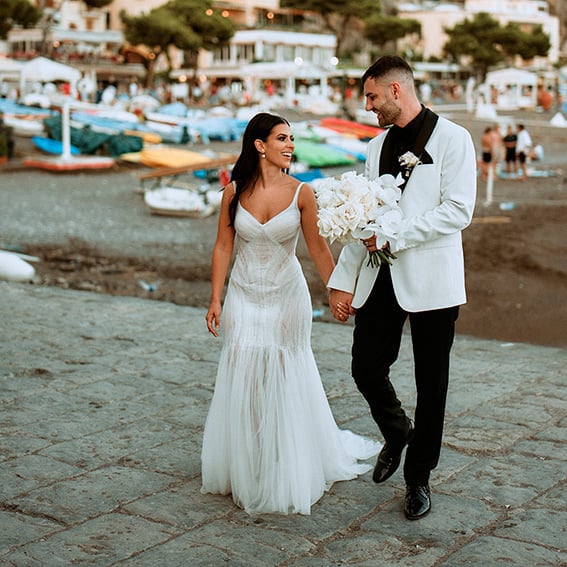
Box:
[170,65,244,80]
[52,29,124,45]
[7,27,123,45]
[242,61,329,80]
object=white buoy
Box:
[0,250,36,282]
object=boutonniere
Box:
[398,151,422,178]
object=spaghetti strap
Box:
[293,182,304,206]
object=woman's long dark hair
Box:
[227,112,290,226]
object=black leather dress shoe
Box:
[404,484,431,520]
[372,420,414,484]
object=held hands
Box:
[205,301,222,337]
[329,289,355,322]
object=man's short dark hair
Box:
[362,56,414,85]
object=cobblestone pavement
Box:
[1,283,565,566]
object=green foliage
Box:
[120,0,234,71]
[0,0,41,39]
[280,0,380,57]
[504,24,551,60]
[364,14,420,48]
[281,0,378,19]
[443,13,551,80]
[121,8,196,56]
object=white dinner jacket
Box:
[327,116,477,312]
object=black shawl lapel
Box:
[412,107,439,164]
[379,128,394,177]
[379,107,439,180]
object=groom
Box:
[328,56,477,519]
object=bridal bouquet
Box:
[313,170,403,267]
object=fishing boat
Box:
[144,186,219,218]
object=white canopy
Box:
[242,61,329,81]
[20,57,82,97]
[241,61,331,104]
[0,57,24,74]
[483,67,538,110]
[0,57,24,86]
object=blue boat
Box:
[32,136,80,155]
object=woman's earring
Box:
[261,153,266,159]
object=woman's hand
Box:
[329,289,355,322]
[206,301,222,337]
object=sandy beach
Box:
[1,107,566,348]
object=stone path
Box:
[1,283,565,565]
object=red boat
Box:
[319,117,384,140]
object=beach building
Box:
[397,0,560,67]
[0,0,562,103]
[1,0,337,101]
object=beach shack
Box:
[19,57,82,99]
[482,67,538,110]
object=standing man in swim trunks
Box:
[503,125,517,176]
[480,126,493,181]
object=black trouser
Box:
[352,265,459,485]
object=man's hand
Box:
[329,289,355,322]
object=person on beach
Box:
[202,112,380,515]
[480,126,493,181]
[516,124,532,181]
[491,123,504,169]
[503,125,517,176]
[327,56,477,520]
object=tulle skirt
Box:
[201,340,381,515]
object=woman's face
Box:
[260,123,294,169]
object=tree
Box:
[121,0,234,87]
[498,23,551,61]
[363,14,420,55]
[280,0,381,59]
[443,13,551,81]
[0,0,41,39]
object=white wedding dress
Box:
[201,183,381,515]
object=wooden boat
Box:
[144,187,217,218]
[139,148,213,169]
[123,130,162,144]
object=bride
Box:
[202,112,380,515]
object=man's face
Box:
[363,77,401,128]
